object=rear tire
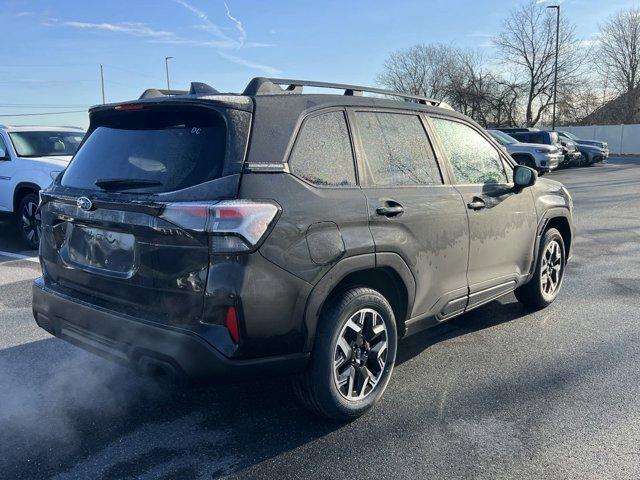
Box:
[292,287,398,420]
[515,228,565,309]
[16,192,41,250]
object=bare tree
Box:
[556,83,603,125]
[597,7,640,95]
[445,49,490,121]
[376,44,454,99]
[377,44,524,127]
[493,1,582,127]
[491,77,523,127]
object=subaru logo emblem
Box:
[77,197,93,211]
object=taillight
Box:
[160,200,280,253]
[225,306,240,344]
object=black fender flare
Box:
[302,252,416,351]
[13,182,41,212]
[526,207,573,282]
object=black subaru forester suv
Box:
[33,78,574,420]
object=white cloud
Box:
[174,0,236,44]
[174,0,279,75]
[224,2,246,46]
[43,1,279,76]
[50,20,176,39]
[218,52,280,76]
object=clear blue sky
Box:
[0,0,635,128]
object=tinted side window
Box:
[354,112,442,187]
[432,118,508,185]
[289,111,356,187]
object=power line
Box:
[0,104,90,108]
[0,110,87,117]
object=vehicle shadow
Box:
[396,294,528,366]
[0,295,530,480]
[0,219,36,260]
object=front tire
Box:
[515,228,565,309]
[16,193,41,250]
[292,287,398,420]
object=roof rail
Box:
[243,77,449,108]
[139,82,219,99]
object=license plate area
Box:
[60,223,136,278]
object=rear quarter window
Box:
[289,110,356,187]
[61,107,228,193]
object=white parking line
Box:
[0,250,39,263]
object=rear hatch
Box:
[39,100,252,326]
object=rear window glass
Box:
[61,108,226,193]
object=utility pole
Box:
[100,64,106,104]
[547,5,560,131]
[165,56,174,90]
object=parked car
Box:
[0,125,85,249]
[488,129,562,173]
[33,78,574,420]
[557,137,584,167]
[504,129,579,168]
[556,131,609,165]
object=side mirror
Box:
[513,165,537,189]
[0,147,7,160]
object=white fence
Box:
[561,124,640,155]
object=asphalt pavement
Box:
[1,158,639,479]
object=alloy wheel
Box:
[22,201,41,246]
[540,240,563,296]
[333,308,388,401]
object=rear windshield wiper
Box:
[95,178,162,191]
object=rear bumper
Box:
[32,278,309,380]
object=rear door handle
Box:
[376,203,404,217]
[467,197,486,211]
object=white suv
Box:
[0,125,85,249]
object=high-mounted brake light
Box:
[160,200,280,253]
[115,104,145,111]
